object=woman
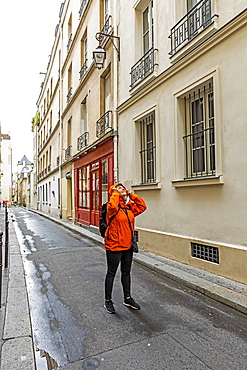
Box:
[104,183,147,314]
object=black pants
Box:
[105,248,133,300]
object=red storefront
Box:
[74,137,114,227]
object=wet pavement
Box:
[1,206,247,369]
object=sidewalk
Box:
[1,207,247,369]
[0,209,36,370]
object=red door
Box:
[90,162,100,226]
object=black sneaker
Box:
[123,297,141,310]
[104,300,115,314]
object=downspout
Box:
[113,1,119,183]
[59,24,63,219]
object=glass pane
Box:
[187,0,197,11]
[101,158,108,204]
[193,148,205,173]
[143,34,149,55]
[95,172,99,210]
[143,8,149,33]
[143,7,149,54]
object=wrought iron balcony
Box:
[79,0,89,18]
[79,60,88,81]
[96,111,113,138]
[67,33,73,51]
[77,132,89,151]
[67,87,72,104]
[65,146,72,160]
[99,15,112,45]
[130,47,157,89]
[169,0,214,56]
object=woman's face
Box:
[115,184,127,196]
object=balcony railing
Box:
[79,60,88,81]
[67,33,73,51]
[169,0,214,56]
[77,132,89,151]
[99,15,112,45]
[67,87,72,104]
[130,47,157,89]
[79,0,89,18]
[96,111,113,138]
[65,146,72,160]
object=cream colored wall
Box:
[117,2,247,282]
[119,25,247,247]
[138,228,247,284]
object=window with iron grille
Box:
[183,79,215,178]
[139,112,156,184]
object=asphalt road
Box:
[11,207,247,370]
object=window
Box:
[78,166,90,209]
[80,33,88,79]
[49,146,52,167]
[142,1,154,54]
[80,99,87,133]
[67,118,72,151]
[183,79,215,178]
[67,14,72,51]
[67,63,72,102]
[101,158,108,204]
[49,111,52,132]
[169,0,213,56]
[104,0,110,20]
[139,111,156,183]
[131,1,156,89]
[104,72,111,113]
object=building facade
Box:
[0,130,12,205]
[36,0,117,230]
[16,155,33,207]
[34,0,247,284]
[117,0,247,284]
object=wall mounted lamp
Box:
[93,32,120,69]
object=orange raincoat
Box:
[104,184,147,251]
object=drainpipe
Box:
[113,1,119,183]
[59,24,63,219]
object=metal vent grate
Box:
[191,243,219,264]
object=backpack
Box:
[99,202,120,237]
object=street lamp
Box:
[93,32,120,69]
[92,45,106,69]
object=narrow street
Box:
[12,207,247,370]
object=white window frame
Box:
[133,106,161,190]
[173,71,223,187]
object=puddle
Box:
[13,221,32,255]
[14,217,85,369]
[35,348,59,370]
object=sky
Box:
[0,0,62,167]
